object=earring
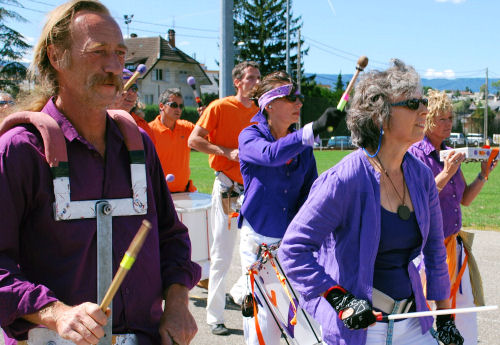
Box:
[268,105,272,109]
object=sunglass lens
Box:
[421,98,428,107]
[406,99,418,110]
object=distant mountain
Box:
[308,73,498,93]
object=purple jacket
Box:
[409,136,466,238]
[278,149,450,345]
[0,99,201,345]
[238,111,318,238]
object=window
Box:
[163,69,170,82]
[125,64,136,71]
[152,69,163,81]
[144,94,154,105]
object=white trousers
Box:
[366,318,437,345]
[454,243,477,345]
[206,176,245,325]
[240,219,282,345]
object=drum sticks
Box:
[99,219,152,311]
[376,305,498,322]
[336,56,369,111]
[123,64,147,92]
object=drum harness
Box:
[247,243,301,345]
[0,110,148,345]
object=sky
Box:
[5,0,500,80]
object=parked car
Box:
[327,136,353,149]
[446,132,465,146]
[466,133,485,146]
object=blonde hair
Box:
[25,0,109,111]
[425,89,453,135]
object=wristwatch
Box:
[477,173,486,181]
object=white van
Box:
[466,133,484,146]
[447,133,465,146]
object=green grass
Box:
[189,150,500,230]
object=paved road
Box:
[3,230,499,345]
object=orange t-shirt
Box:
[131,112,156,145]
[149,115,196,193]
[196,96,258,184]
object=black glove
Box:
[312,108,346,136]
[325,286,376,330]
[435,315,464,345]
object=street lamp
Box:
[124,14,134,38]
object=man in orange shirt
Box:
[112,68,156,143]
[150,89,197,192]
[188,61,260,336]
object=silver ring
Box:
[454,160,459,164]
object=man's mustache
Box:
[89,73,123,92]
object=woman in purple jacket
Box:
[278,60,463,345]
[237,71,345,344]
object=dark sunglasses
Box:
[0,100,14,105]
[166,101,184,109]
[391,98,428,110]
[283,93,305,103]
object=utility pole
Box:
[297,28,302,129]
[484,68,488,143]
[285,0,290,75]
[123,14,133,38]
[220,0,234,97]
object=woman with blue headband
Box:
[237,71,345,344]
[278,60,463,345]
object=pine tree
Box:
[0,0,31,96]
[234,0,307,79]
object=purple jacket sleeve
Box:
[238,126,309,167]
[0,129,58,338]
[144,134,201,290]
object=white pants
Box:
[454,243,477,345]
[240,219,282,345]
[366,318,438,345]
[206,176,245,325]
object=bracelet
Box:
[477,173,486,181]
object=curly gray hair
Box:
[347,59,422,151]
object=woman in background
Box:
[238,70,345,344]
[409,89,497,345]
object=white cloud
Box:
[435,0,466,3]
[24,36,35,44]
[424,68,456,79]
[177,40,190,47]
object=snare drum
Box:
[171,192,212,279]
[250,246,322,345]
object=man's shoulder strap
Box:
[0,111,67,168]
[107,109,144,156]
[0,110,145,166]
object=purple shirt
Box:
[0,99,201,345]
[278,149,450,345]
[238,111,318,238]
[409,137,466,238]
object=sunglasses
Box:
[391,98,428,110]
[166,101,184,109]
[129,84,138,93]
[282,93,305,103]
[0,100,14,105]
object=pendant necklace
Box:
[375,156,411,220]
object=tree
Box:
[334,72,344,93]
[0,0,31,96]
[234,0,307,79]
